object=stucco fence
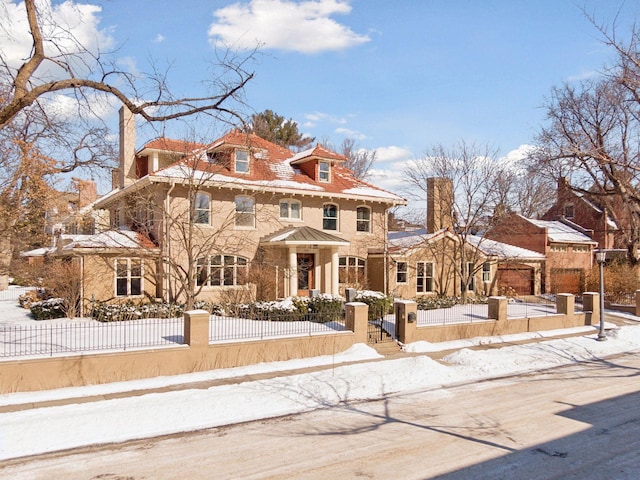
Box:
[393,293,601,344]
[0,304,369,394]
[604,290,640,316]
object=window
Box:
[573,244,589,253]
[564,203,574,219]
[550,244,568,252]
[396,261,408,284]
[193,193,210,224]
[356,206,371,233]
[115,258,142,296]
[197,255,248,287]
[318,161,330,182]
[416,261,433,293]
[279,199,301,220]
[235,195,255,227]
[482,262,491,283]
[235,150,249,173]
[323,203,338,230]
[462,262,475,291]
[339,256,366,285]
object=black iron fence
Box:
[208,312,347,342]
[0,318,184,358]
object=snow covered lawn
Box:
[1,320,639,461]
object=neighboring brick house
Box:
[541,177,618,250]
[64,107,406,305]
[487,213,596,294]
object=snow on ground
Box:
[1,293,639,461]
[1,319,640,461]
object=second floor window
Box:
[235,150,249,173]
[356,206,371,232]
[235,195,255,227]
[194,193,210,224]
[564,203,574,218]
[323,203,338,230]
[416,261,433,293]
[197,255,248,287]
[280,199,301,220]
[318,161,330,182]
[396,261,407,284]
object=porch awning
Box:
[260,226,350,247]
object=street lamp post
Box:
[595,249,607,341]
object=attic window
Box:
[564,203,574,219]
[235,150,249,173]
[318,161,330,182]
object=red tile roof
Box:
[147,131,405,204]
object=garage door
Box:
[550,269,582,294]
[498,267,534,295]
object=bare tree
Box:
[339,138,376,180]
[0,0,255,288]
[0,0,254,130]
[403,141,513,302]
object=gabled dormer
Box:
[289,144,346,183]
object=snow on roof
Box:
[387,229,544,260]
[466,235,545,260]
[527,217,595,243]
[62,229,156,250]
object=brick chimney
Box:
[74,178,97,208]
[426,177,454,233]
[118,105,136,188]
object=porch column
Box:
[288,246,297,297]
[331,247,339,296]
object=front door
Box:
[297,253,315,296]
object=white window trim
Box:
[279,199,302,221]
[318,161,330,183]
[193,192,211,225]
[197,254,248,288]
[416,261,434,293]
[235,149,250,174]
[322,203,339,231]
[482,262,491,283]
[396,261,408,284]
[115,258,143,297]
[235,195,256,229]
[356,205,372,233]
[338,256,366,284]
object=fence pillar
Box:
[556,293,575,318]
[394,300,417,344]
[635,290,640,317]
[488,296,507,321]
[582,292,599,326]
[345,302,368,344]
[184,309,210,349]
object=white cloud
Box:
[565,70,601,82]
[208,0,370,54]
[374,145,414,164]
[335,127,366,140]
[153,34,165,43]
[0,0,114,74]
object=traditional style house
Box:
[69,107,406,305]
[541,177,618,251]
[487,213,597,294]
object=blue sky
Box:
[3,0,639,203]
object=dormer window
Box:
[235,150,249,173]
[206,151,224,164]
[318,161,330,182]
[564,203,574,219]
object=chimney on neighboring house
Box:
[426,177,454,233]
[118,105,136,188]
[74,178,97,208]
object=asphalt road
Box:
[2,352,640,479]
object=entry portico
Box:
[261,226,349,297]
